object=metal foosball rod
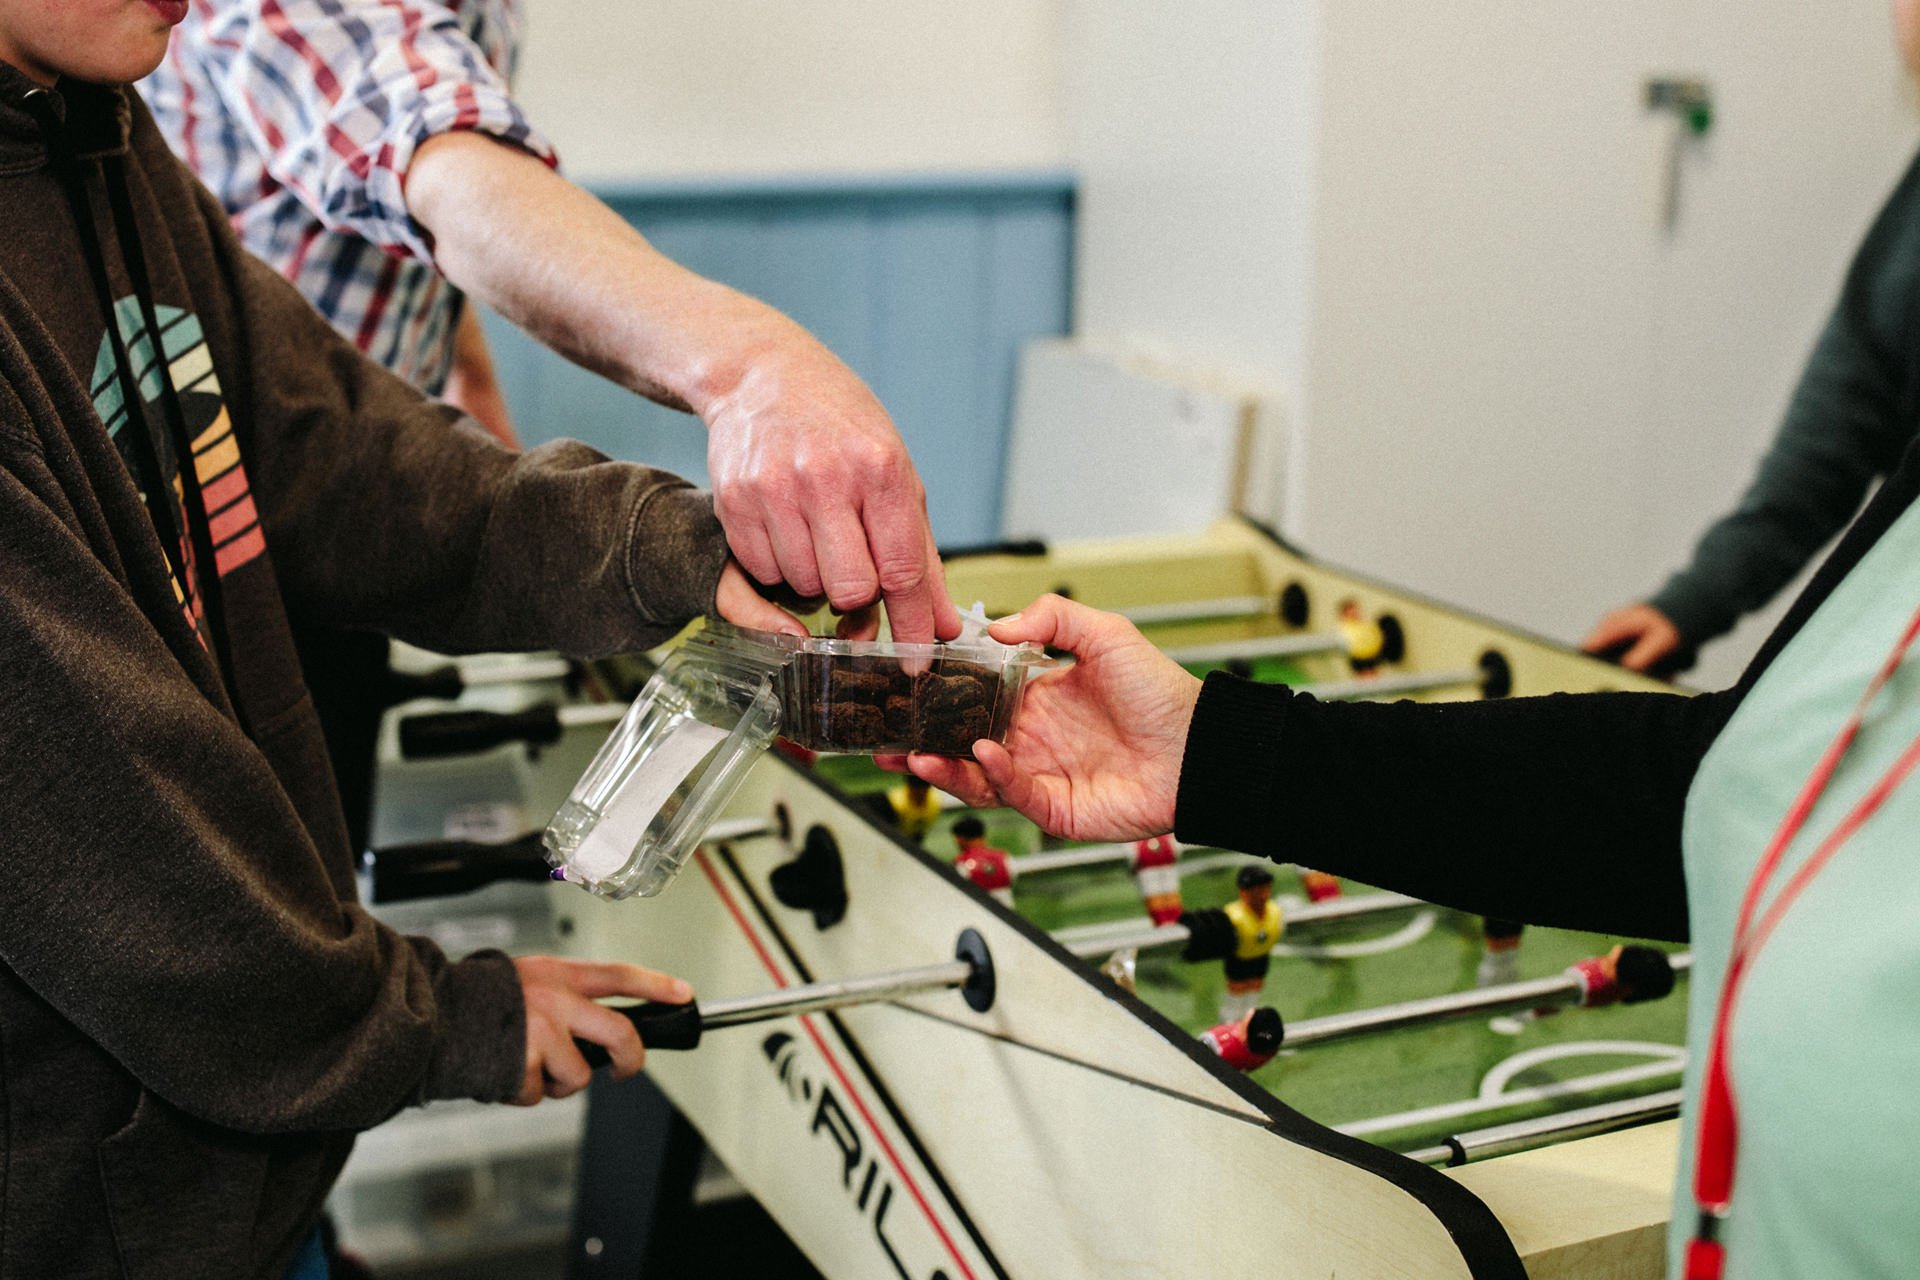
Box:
[1152,643,1485,702]
[1281,951,1692,1050]
[1006,841,1243,877]
[1160,634,1352,667]
[573,929,996,1065]
[1400,1088,1685,1167]
[1053,890,1426,959]
[1117,595,1301,629]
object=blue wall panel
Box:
[480,171,1074,546]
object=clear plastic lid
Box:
[543,628,783,899]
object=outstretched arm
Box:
[171,0,955,641]
[403,133,957,643]
[912,595,1729,941]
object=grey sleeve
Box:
[1649,159,1920,648]
[204,192,728,656]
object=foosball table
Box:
[368,517,1687,1279]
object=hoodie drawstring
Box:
[23,85,238,700]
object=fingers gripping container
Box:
[544,627,783,900]
[545,616,1048,899]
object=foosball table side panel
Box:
[562,757,1529,1279]
[941,519,1672,700]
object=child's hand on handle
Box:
[906,595,1202,842]
[512,956,693,1104]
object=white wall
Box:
[514,0,1066,183]
[1063,1,1917,688]
[513,2,1916,685]
[1060,2,1320,400]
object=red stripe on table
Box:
[692,851,980,1280]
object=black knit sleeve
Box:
[1174,679,1735,941]
[1173,426,1920,945]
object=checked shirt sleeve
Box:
[197,0,557,262]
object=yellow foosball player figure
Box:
[1337,598,1386,676]
[1179,865,1286,1022]
[885,774,944,841]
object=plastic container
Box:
[772,632,1049,756]
[543,628,782,899]
[544,617,1047,899]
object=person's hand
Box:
[905,595,1202,841]
[512,956,691,1105]
[441,303,521,448]
[698,316,961,647]
[714,559,810,636]
[1582,603,1683,673]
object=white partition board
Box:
[1001,339,1268,543]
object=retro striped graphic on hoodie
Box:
[91,297,265,637]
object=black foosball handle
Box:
[397,705,563,759]
[576,1002,706,1065]
[361,831,552,902]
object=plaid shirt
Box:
[142,0,558,394]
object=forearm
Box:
[405,132,791,418]
[1175,677,1736,941]
[403,132,956,642]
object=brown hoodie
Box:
[0,65,729,1278]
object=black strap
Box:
[30,97,190,589]
[24,87,240,703]
[102,154,237,698]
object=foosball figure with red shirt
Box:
[1201,1006,1284,1072]
[1131,835,1183,925]
[951,815,1013,906]
[1298,868,1342,903]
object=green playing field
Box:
[811,751,1688,1156]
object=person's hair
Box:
[951,815,986,840]
[1246,1007,1284,1053]
[1236,864,1274,890]
[1615,945,1677,1003]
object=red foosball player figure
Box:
[1201,1006,1284,1072]
[1500,944,1679,1035]
[1568,944,1676,1008]
[1179,864,1286,1023]
[1131,835,1183,924]
[1298,868,1342,903]
[886,775,943,842]
[1478,917,1525,987]
[951,815,1013,906]
[1337,599,1386,677]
